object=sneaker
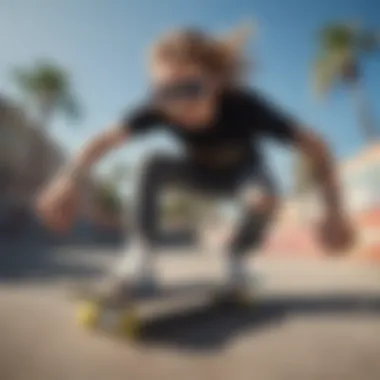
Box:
[70,277,129,306]
[72,274,159,305]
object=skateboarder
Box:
[37,25,354,301]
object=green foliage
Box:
[161,189,197,224]
[312,23,379,97]
[93,163,132,216]
[319,23,358,52]
[164,196,191,219]
[312,22,379,141]
[95,181,123,215]
[11,60,81,126]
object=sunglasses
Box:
[153,79,210,103]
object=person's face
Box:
[150,60,219,129]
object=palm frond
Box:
[32,61,69,94]
[319,23,358,52]
[10,60,82,128]
[314,22,378,143]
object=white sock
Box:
[112,240,155,284]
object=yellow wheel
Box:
[117,309,141,340]
[76,301,101,329]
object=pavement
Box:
[1,244,380,380]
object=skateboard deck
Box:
[73,278,258,340]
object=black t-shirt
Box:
[121,87,298,171]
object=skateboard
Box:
[73,279,257,341]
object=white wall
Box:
[341,158,380,213]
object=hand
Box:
[317,210,356,255]
[36,173,82,234]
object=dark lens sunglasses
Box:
[154,80,209,102]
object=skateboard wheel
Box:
[117,310,141,340]
[76,301,100,329]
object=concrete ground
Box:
[1,244,380,380]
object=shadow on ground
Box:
[0,208,201,283]
[0,212,125,248]
[133,295,380,352]
[0,241,199,284]
[0,243,108,282]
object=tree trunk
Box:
[351,80,378,142]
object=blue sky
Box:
[1,0,379,192]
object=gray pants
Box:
[132,154,277,256]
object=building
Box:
[264,143,380,259]
[0,96,66,229]
[340,143,380,214]
[0,95,123,240]
[0,97,65,202]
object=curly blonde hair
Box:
[150,24,253,85]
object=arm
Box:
[62,103,163,181]
[37,103,163,232]
[248,90,344,216]
[248,89,353,251]
[293,128,343,216]
[38,124,129,203]
[294,127,355,252]
[36,124,129,230]
[63,125,129,183]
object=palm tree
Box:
[12,60,80,129]
[313,23,379,141]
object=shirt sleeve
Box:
[120,104,165,136]
[243,89,299,145]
